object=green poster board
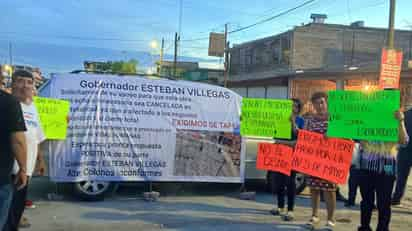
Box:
[34,96,70,140]
[240,98,292,139]
[327,90,400,142]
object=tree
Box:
[111,59,138,74]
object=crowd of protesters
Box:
[0,64,411,231]
[1,67,46,231]
[268,92,410,231]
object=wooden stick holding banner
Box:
[256,143,293,176]
[292,130,354,184]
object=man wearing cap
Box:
[0,67,28,230]
[3,70,46,231]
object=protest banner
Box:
[379,48,403,89]
[327,90,400,142]
[33,96,70,140]
[41,74,244,183]
[241,98,292,139]
[256,143,293,176]
[292,130,354,184]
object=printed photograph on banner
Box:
[174,130,241,177]
[292,130,354,184]
[327,90,400,142]
[240,98,292,139]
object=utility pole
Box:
[387,0,396,49]
[224,23,229,87]
[173,32,179,77]
[9,42,12,65]
[159,38,164,75]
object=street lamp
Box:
[149,40,160,75]
[150,40,159,49]
[2,64,13,76]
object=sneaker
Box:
[283,211,295,221]
[270,208,285,216]
[305,216,320,230]
[357,226,373,231]
[19,216,31,229]
[25,200,36,209]
[325,220,336,230]
[391,199,401,206]
[336,193,348,203]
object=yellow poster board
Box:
[33,96,70,140]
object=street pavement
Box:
[22,176,412,231]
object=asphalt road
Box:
[21,175,412,231]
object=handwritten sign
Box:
[257,143,293,176]
[33,96,70,140]
[292,130,354,184]
[327,90,400,142]
[379,48,403,89]
[241,98,292,139]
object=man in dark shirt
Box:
[0,70,28,230]
[392,108,412,206]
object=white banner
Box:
[46,74,244,183]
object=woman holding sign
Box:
[304,92,337,230]
[357,109,408,231]
[269,98,304,221]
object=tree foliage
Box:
[88,59,138,74]
[110,59,138,74]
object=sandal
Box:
[305,216,320,230]
[19,216,31,229]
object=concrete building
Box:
[157,61,224,84]
[1,64,45,91]
[228,14,412,106]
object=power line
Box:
[229,0,318,34]
[0,32,157,43]
[327,0,386,20]
[180,36,210,42]
[180,0,318,42]
[347,0,353,23]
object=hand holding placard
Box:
[241,98,292,139]
[34,96,70,140]
[256,143,293,176]
[327,90,400,142]
[292,130,354,184]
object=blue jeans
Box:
[0,184,13,230]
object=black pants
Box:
[358,170,395,231]
[348,166,361,204]
[270,171,296,211]
[2,177,29,231]
[392,153,412,202]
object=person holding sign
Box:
[357,109,408,231]
[269,99,304,221]
[3,70,46,231]
[392,107,412,206]
[303,92,337,230]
